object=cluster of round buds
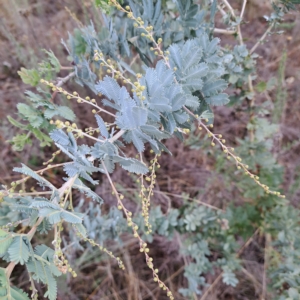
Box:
[150,45,164,57]
[84,126,100,136]
[0,219,23,230]
[139,22,155,42]
[93,49,103,62]
[84,96,97,104]
[93,50,148,102]
[72,224,125,270]
[182,128,190,134]
[93,50,136,88]
[84,94,100,107]
[146,256,174,299]
[135,219,174,298]
[53,222,77,277]
[42,150,61,166]
[108,0,124,12]
[137,153,159,234]
[5,181,29,197]
[139,242,150,254]
[50,120,84,138]
[120,2,176,95]
[108,0,170,64]
[40,79,66,95]
[107,175,174,300]
[114,192,139,237]
[40,79,102,117]
[197,118,286,199]
[134,13,171,67]
[1,223,11,230]
[132,79,146,101]
[9,179,24,192]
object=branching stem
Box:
[5,175,77,278]
[221,0,236,18]
[103,162,174,299]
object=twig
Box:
[200,229,259,300]
[109,129,125,143]
[51,71,75,102]
[200,272,223,300]
[43,79,116,117]
[56,72,75,87]
[221,0,236,18]
[60,66,74,70]
[250,23,275,54]
[28,272,38,298]
[217,4,227,17]
[117,188,223,211]
[36,162,71,174]
[240,0,247,20]
[261,233,271,300]
[221,0,245,45]
[241,267,262,289]
[214,28,236,35]
[237,228,259,256]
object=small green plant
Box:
[0,0,299,299]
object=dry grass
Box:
[0,1,300,299]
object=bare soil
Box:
[0,1,300,299]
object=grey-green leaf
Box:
[8,236,31,265]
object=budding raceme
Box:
[199,119,285,198]
[138,155,159,233]
[72,224,125,270]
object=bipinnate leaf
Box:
[8,236,31,265]
[18,68,40,86]
[95,114,109,138]
[0,267,30,300]
[0,230,13,256]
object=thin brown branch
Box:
[51,71,75,102]
[261,234,271,300]
[200,229,259,300]
[221,0,236,18]
[220,0,244,45]
[214,28,236,35]
[117,188,223,211]
[240,0,247,20]
[200,272,223,300]
[250,23,275,54]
